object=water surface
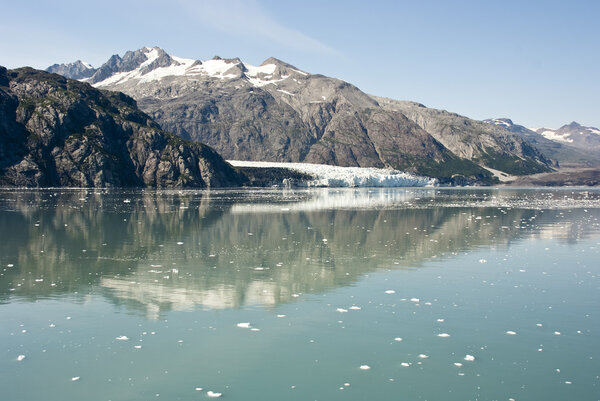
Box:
[1,188,599,400]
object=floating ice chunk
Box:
[134,345,142,349]
[401,362,410,367]
[454,363,463,367]
[565,381,572,385]
[536,323,543,327]
[506,331,517,335]
[394,337,403,342]
[336,308,348,313]
[71,377,80,381]
[359,365,371,370]
[115,336,129,341]
[554,331,561,335]
[176,242,184,245]
[207,391,222,397]
[344,383,350,387]
[385,290,396,294]
[437,319,445,322]
[464,355,475,361]
[349,306,361,310]
[437,333,450,338]
[195,387,203,391]
[277,314,286,318]
[410,298,420,303]
[418,354,429,359]
[17,355,26,361]
[250,328,260,331]
[237,322,251,328]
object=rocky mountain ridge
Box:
[46,60,96,80]
[0,66,245,188]
[48,46,554,184]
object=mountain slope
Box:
[375,99,553,176]
[48,47,553,183]
[0,66,244,188]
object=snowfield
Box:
[228,160,436,187]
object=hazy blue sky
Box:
[2,0,598,128]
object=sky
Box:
[1,0,598,129]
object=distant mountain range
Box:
[484,118,600,167]
[45,46,558,184]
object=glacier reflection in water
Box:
[0,188,599,401]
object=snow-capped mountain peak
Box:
[535,122,600,148]
[59,47,310,90]
[46,60,96,79]
[484,118,514,129]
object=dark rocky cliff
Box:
[0,67,245,188]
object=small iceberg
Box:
[236,322,252,329]
[359,365,371,370]
[437,333,450,338]
[115,335,129,341]
[207,390,222,398]
[17,355,26,361]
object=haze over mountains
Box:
[46,46,567,184]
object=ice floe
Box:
[207,390,222,397]
[437,333,451,338]
[359,365,371,370]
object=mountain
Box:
[0,66,245,188]
[485,118,600,167]
[46,60,96,80]
[535,122,600,150]
[47,46,554,184]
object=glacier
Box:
[228,160,437,187]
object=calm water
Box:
[1,188,599,401]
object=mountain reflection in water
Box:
[1,188,599,319]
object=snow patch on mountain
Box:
[539,130,574,143]
[228,160,436,187]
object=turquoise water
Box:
[1,188,599,401]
